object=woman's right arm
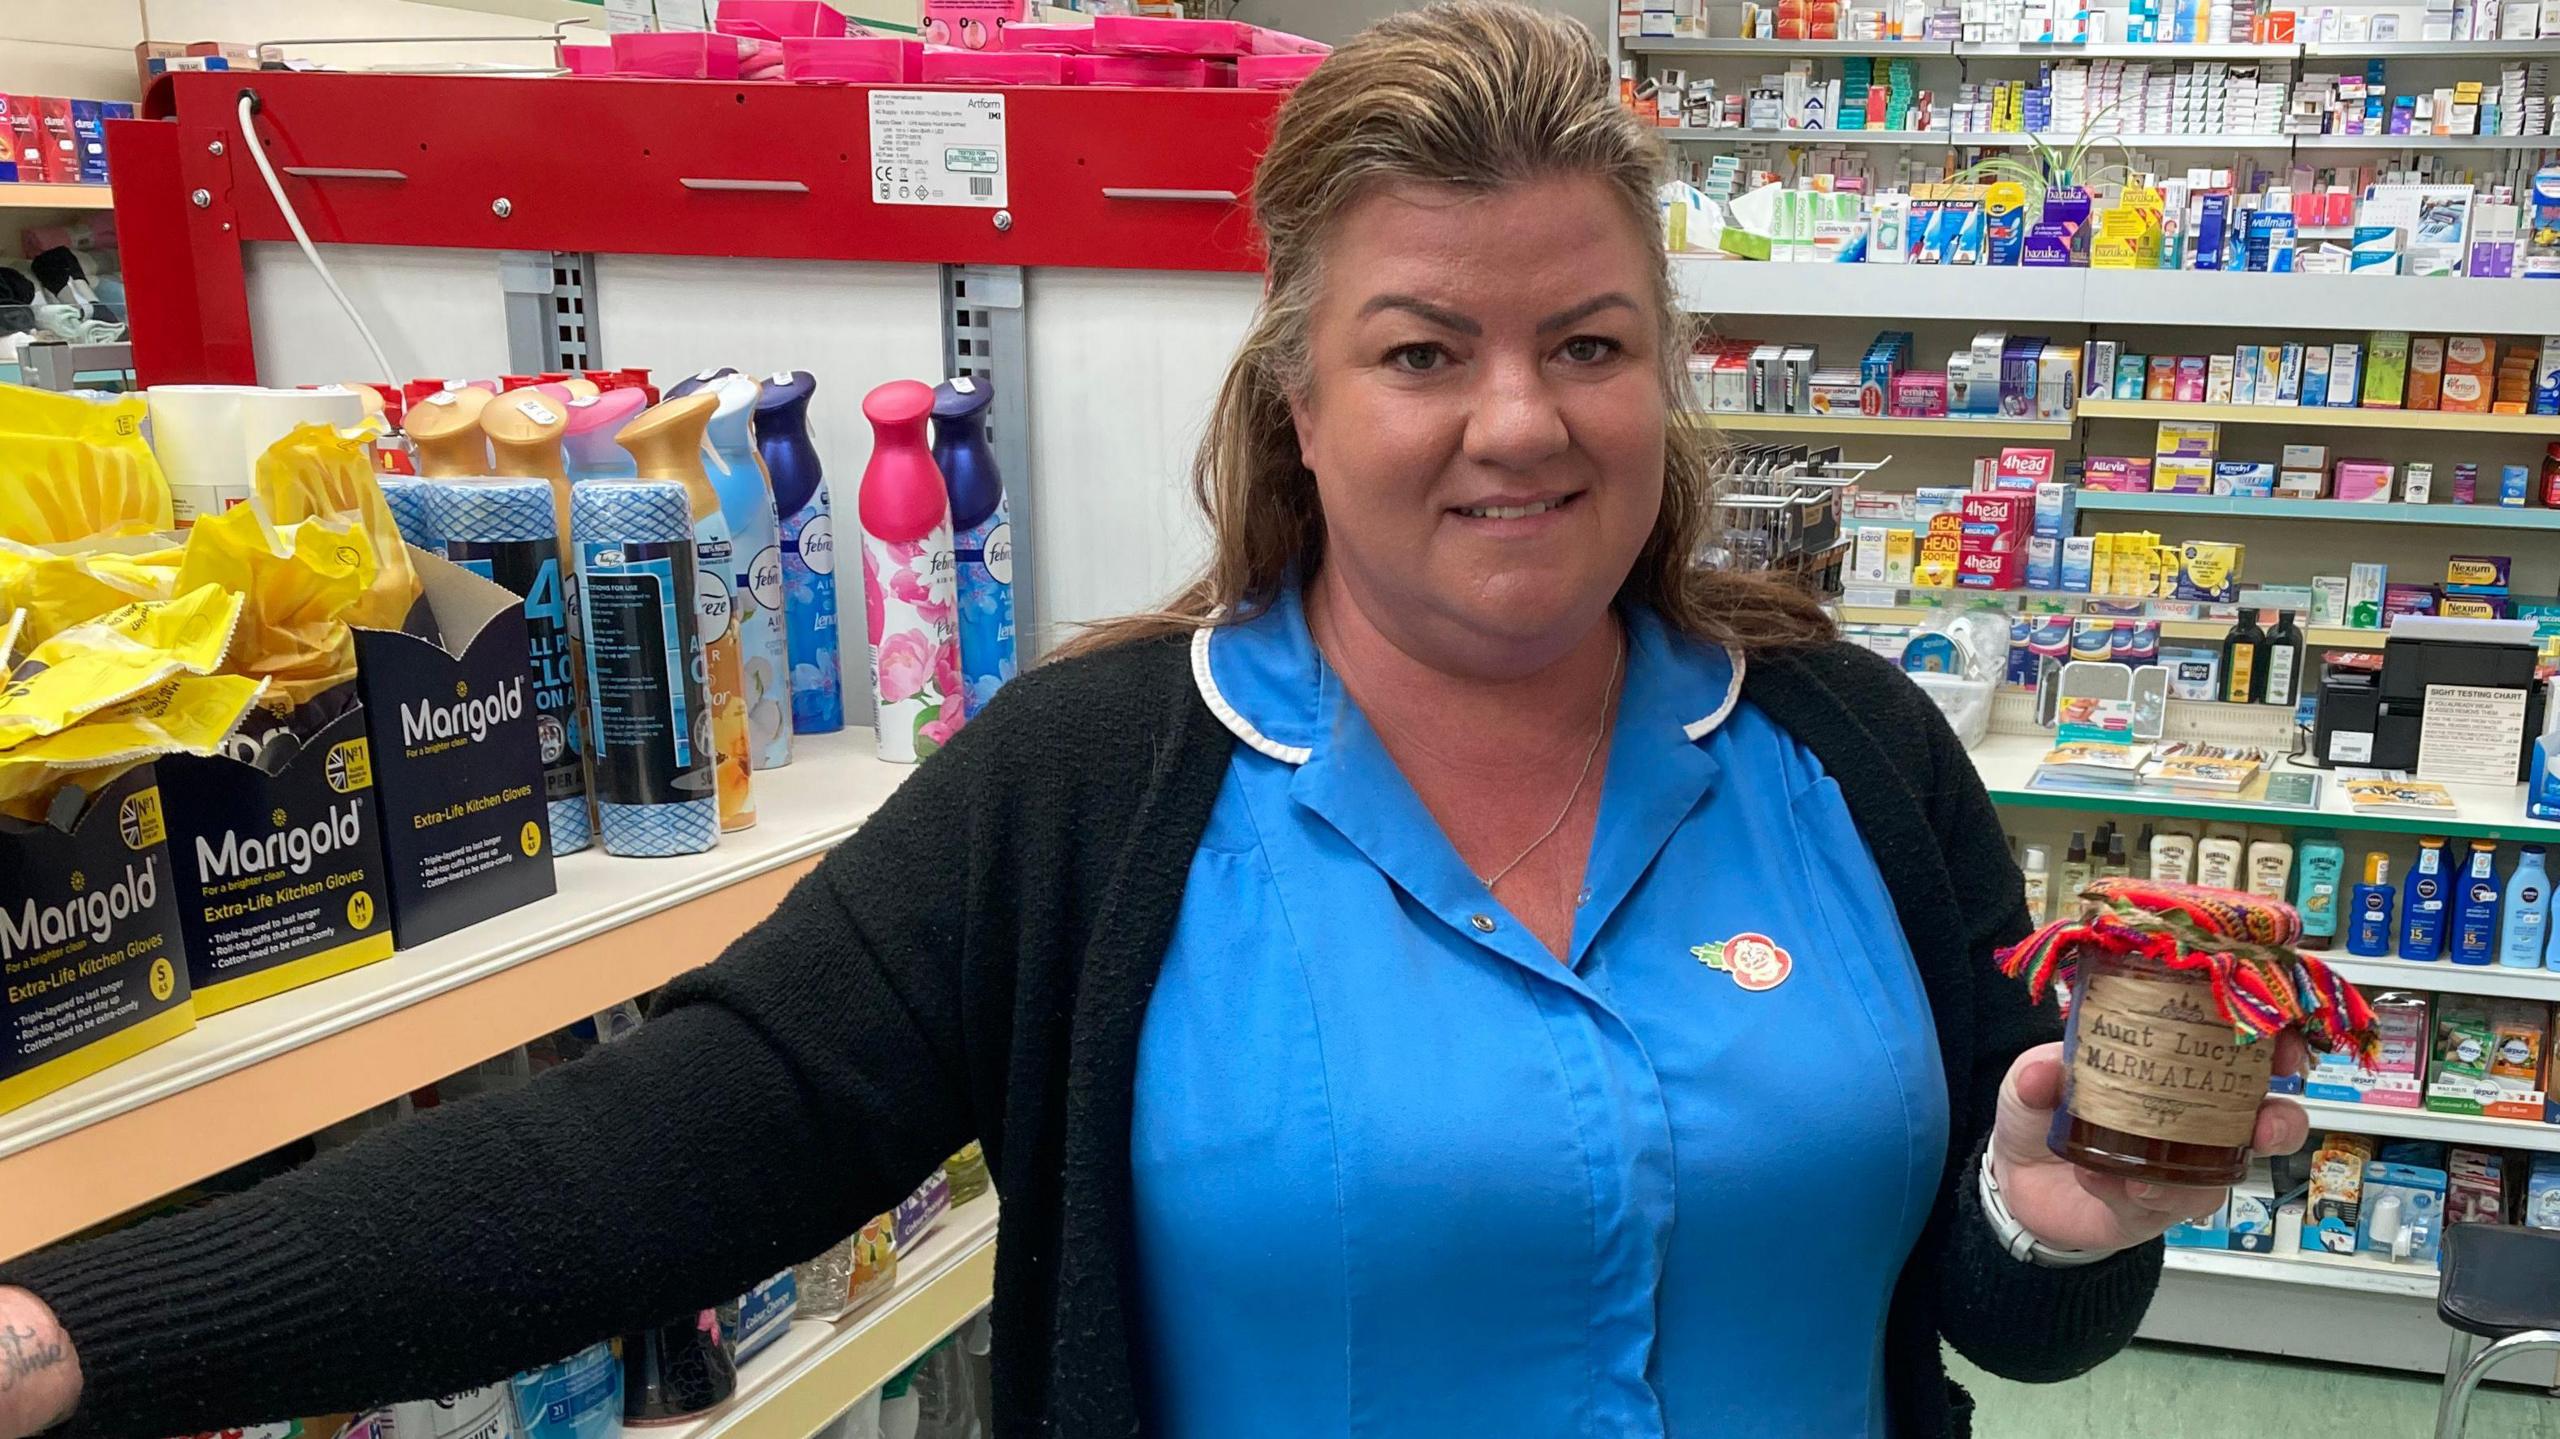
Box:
[0,700,1022,1438]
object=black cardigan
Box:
[5,635,2160,1438]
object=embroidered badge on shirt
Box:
[1691,932,1793,991]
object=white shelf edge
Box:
[2164,1245,2440,1298]
[2322,954,2560,1002]
[0,728,904,1164]
[2297,1096,2560,1150]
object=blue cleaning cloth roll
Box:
[571,480,719,858]
[430,477,593,855]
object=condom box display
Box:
[350,549,556,947]
[154,697,394,1017]
[0,767,195,1117]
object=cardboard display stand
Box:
[352,549,558,948]
[0,768,196,1116]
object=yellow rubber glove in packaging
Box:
[0,383,174,544]
[171,501,378,712]
[0,584,245,749]
[0,540,184,646]
[253,421,421,634]
[0,673,268,821]
[0,586,262,821]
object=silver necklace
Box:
[1474,631,1623,892]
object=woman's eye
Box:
[1385,344,1446,374]
[1559,336,1623,365]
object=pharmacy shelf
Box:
[1673,257,2560,331]
[2078,396,2560,435]
[2146,1247,2459,1375]
[0,183,114,211]
[1959,39,2304,57]
[662,1197,998,1439]
[1665,128,1957,146]
[1706,411,2075,438]
[0,728,909,1265]
[2323,954,2560,1003]
[1838,595,2373,648]
[2164,1246,2440,1299]
[1966,730,2560,842]
[1624,37,1955,55]
[2071,491,2560,530]
[1953,130,2296,148]
[2295,132,2560,150]
[2297,1096,2560,1150]
[2304,39,2560,57]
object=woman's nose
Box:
[1461,356,1570,471]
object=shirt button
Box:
[1469,913,1497,933]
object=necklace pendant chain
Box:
[1475,632,1624,893]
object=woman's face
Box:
[1290,173,1667,678]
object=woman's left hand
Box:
[1989,1038,2311,1255]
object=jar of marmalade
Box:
[2048,949,2273,1188]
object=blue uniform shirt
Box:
[1130,588,1949,1437]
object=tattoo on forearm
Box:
[0,1324,66,1391]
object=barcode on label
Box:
[968,176,994,197]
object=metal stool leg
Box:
[2434,1330,2560,1439]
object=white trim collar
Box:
[1191,623,1314,765]
[1684,645,1747,741]
[1191,621,1748,765]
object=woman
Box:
[0,5,2304,1435]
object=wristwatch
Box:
[1979,1156,2108,1268]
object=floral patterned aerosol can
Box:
[857,379,963,764]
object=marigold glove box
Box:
[1,768,195,1116]
[349,549,557,948]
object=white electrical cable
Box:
[235,91,398,382]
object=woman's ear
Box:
[1287,389,1321,479]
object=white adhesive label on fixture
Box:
[869,90,1008,209]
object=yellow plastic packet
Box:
[0,585,246,750]
[0,383,174,543]
[0,540,183,646]
[0,673,267,820]
[172,502,376,710]
[253,421,420,633]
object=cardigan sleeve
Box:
[0,685,1054,1437]
[1911,681,2163,1384]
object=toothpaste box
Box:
[0,767,196,1117]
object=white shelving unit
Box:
[1675,256,2560,331]
[2296,1097,2560,1150]
[2325,954,2560,1003]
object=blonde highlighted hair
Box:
[1059,0,1834,658]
